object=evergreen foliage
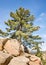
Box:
[0,7,43,52]
[0,7,42,44]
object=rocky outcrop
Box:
[8,56,29,65]
[4,39,21,56]
[0,38,42,65]
[29,55,42,65]
[0,38,8,50]
[0,51,12,65]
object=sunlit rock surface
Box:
[0,38,42,65]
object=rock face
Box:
[8,56,29,65]
[4,39,21,56]
[0,51,11,65]
[0,42,3,50]
[0,38,8,50]
[0,38,42,65]
[29,55,42,65]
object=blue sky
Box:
[0,0,46,51]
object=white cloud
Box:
[41,43,46,51]
[39,34,46,42]
[39,34,46,51]
[43,35,46,38]
[40,13,46,17]
[36,17,42,21]
[40,34,46,38]
[35,12,46,28]
[39,25,46,28]
[35,12,46,22]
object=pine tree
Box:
[32,42,42,57]
[0,7,43,53]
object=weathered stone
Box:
[29,55,42,65]
[8,61,27,65]
[8,56,29,65]
[0,43,3,51]
[30,55,41,61]
[0,38,8,50]
[0,51,11,65]
[4,39,21,56]
[0,39,42,65]
[29,61,40,65]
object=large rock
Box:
[8,56,29,65]
[30,55,41,61]
[29,55,42,65]
[0,39,42,65]
[0,51,11,65]
[0,42,3,51]
[29,61,41,65]
[0,38,8,50]
[4,39,21,56]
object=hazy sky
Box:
[0,0,46,51]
